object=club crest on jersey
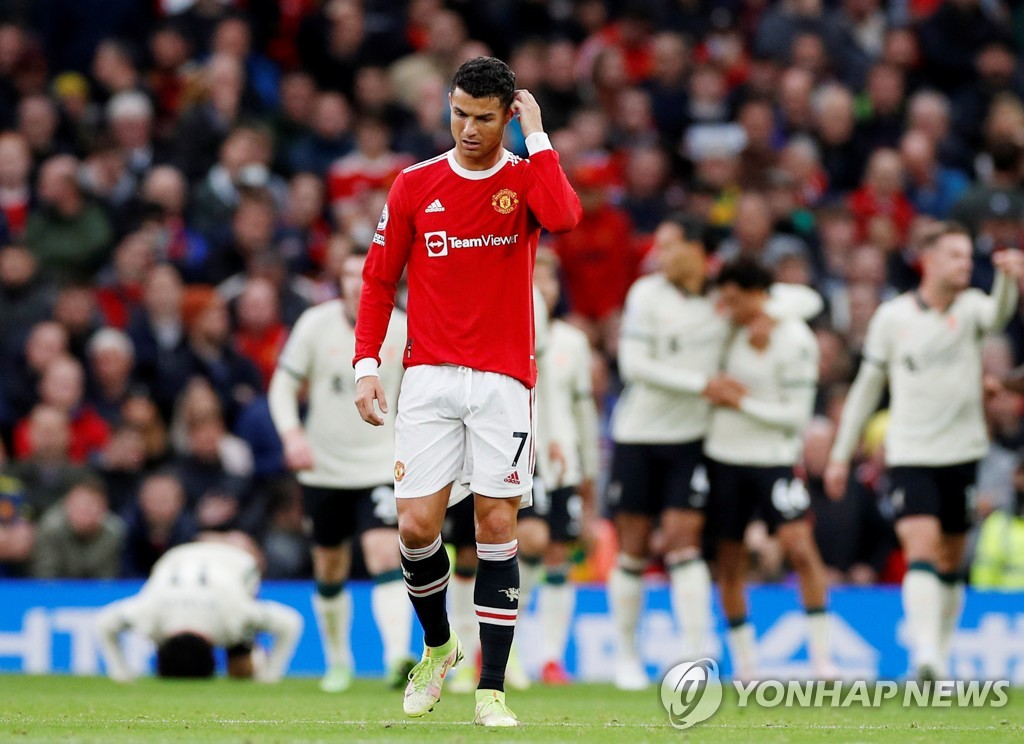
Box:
[492,188,519,215]
[394,461,406,482]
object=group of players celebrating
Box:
[96,56,1024,728]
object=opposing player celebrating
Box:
[353,57,581,726]
[269,246,414,692]
[607,216,822,689]
[704,258,832,681]
[826,224,1024,680]
[96,532,303,682]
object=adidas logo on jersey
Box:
[503,472,520,485]
[424,199,445,213]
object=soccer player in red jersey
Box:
[353,56,581,726]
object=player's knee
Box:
[397,511,441,548]
[475,511,516,544]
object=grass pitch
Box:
[0,675,1020,743]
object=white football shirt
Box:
[274,301,406,487]
[831,274,1018,466]
[704,318,819,466]
[612,275,822,444]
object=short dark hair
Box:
[716,257,774,291]
[662,213,708,247]
[450,57,516,110]
[918,221,971,251]
[156,632,216,678]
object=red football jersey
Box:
[355,143,581,388]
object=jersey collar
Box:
[446,148,509,180]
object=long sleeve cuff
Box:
[354,357,379,382]
[525,132,552,155]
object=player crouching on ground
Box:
[96,531,303,682]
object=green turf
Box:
[0,676,1020,743]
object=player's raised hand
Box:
[282,428,315,471]
[355,376,388,426]
[823,460,849,501]
[511,89,544,138]
[993,248,1024,279]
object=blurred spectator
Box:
[804,417,894,585]
[53,283,104,363]
[5,405,91,519]
[210,14,279,112]
[126,264,193,419]
[90,39,146,103]
[170,378,253,531]
[120,395,171,469]
[906,89,973,174]
[17,94,71,167]
[389,9,467,109]
[233,277,287,389]
[181,286,262,426]
[147,21,194,138]
[538,39,585,135]
[26,154,115,282]
[0,131,33,240]
[900,129,969,218]
[814,83,866,195]
[13,355,110,464]
[2,320,68,428]
[298,0,400,96]
[172,53,249,182]
[86,328,137,425]
[854,63,906,152]
[736,98,780,189]
[286,91,353,177]
[848,148,915,243]
[277,172,331,274]
[120,470,197,578]
[0,473,34,576]
[554,161,637,355]
[620,144,673,234]
[138,165,212,282]
[95,231,156,330]
[270,70,316,174]
[0,246,55,351]
[93,422,148,514]
[31,477,125,579]
[717,191,811,268]
[327,115,412,222]
[106,90,167,184]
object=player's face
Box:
[717,283,765,325]
[928,234,973,292]
[654,223,704,283]
[449,87,513,170]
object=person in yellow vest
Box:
[971,463,1024,590]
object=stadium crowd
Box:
[0,0,1023,589]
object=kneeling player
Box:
[703,259,833,680]
[96,532,303,682]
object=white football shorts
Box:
[393,364,534,503]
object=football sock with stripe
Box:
[400,535,451,649]
[475,540,519,692]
